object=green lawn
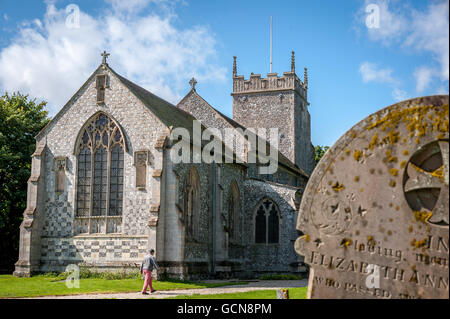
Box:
[169,287,308,299]
[0,275,246,298]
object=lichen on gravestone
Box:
[295,95,449,299]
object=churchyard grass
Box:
[0,275,247,298]
[167,287,308,299]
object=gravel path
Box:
[21,279,308,299]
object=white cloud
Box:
[359,62,398,85]
[358,0,449,94]
[406,1,449,82]
[359,62,410,101]
[0,1,226,115]
[392,88,408,101]
[33,19,43,29]
[364,0,408,44]
[413,66,435,93]
[106,0,153,13]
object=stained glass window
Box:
[75,113,125,235]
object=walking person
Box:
[140,249,159,294]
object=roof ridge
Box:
[36,64,104,140]
[110,68,197,124]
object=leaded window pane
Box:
[96,114,107,129]
[255,199,280,244]
[229,196,234,237]
[92,147,107,216]
[102,133,108,146]
[268,206,279,243]
[82,131,89,144]
[75,113,125,234]
[95,132,101,145]
[255,207,266,243]
[109,144,123,217]
[107,218,120,233]
[76,147,91,217]
[114,130,121,142]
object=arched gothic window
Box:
[228,181,241,244]
[254,198,280,244]
[75,113,125,235]
[184,167,200,241]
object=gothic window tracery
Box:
[254,198,280,244]
[75,113,125,235]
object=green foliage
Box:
[35,269,141,280]
[258,274,303,280]
[314,145,330,166]
[77,268,141,280]
[0,92,50,273]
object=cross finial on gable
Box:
[189,77,197,91]
[101,50,110,65]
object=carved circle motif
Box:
[311,197,353,235]
[403,139,449,226]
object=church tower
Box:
[232,53,314,174]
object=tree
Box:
[314,145,330,167]
[0,92,50,273]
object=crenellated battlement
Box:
[231,52,314,174]
[232,71,307,99]
[231,52,308,99]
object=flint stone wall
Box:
[37,68,166,271]
[243,179,304,276]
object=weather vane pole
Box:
[270,16,273,73]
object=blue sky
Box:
[0,0,448,146]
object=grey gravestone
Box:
[295,95,449,299]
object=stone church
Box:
[14,51,314,279]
